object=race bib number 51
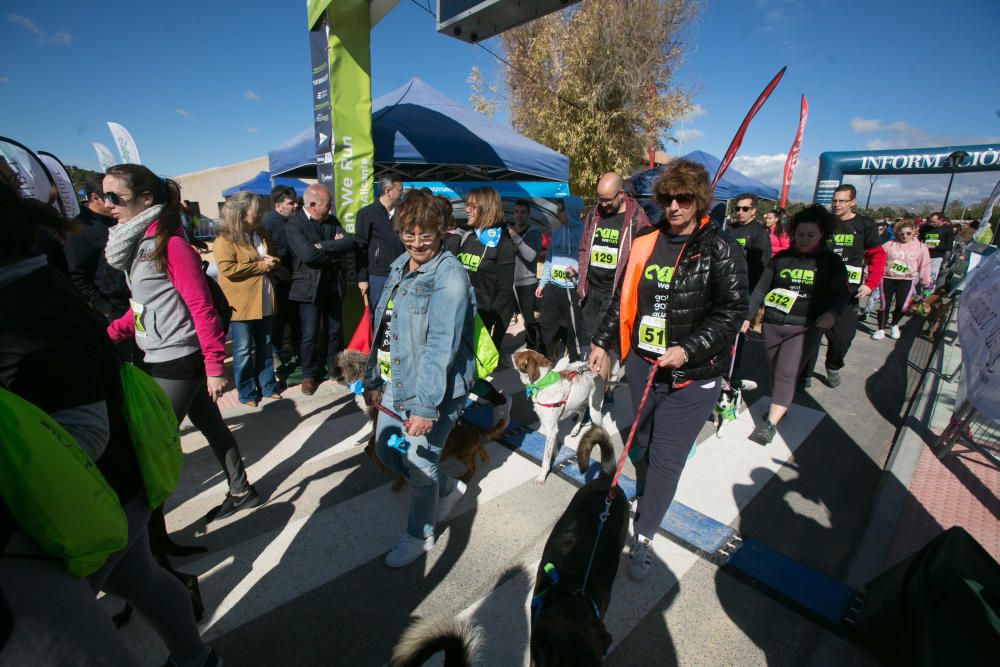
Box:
[637,315,666,355]
[764,288,798,314]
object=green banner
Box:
[306,0,330,30]
[327,0,374,235]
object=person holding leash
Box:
[742,205,849,445]
[589,159,747,582]
[362,189,477,568]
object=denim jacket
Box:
[363,248,476,420]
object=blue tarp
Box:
[629,150,779,201]
[222,171,309,198]
[268,77,569,183]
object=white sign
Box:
[93,142,116,171]
[107,121,141,164]
[38,152,80,219]
[958,252,1000,421]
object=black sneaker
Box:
[826,368,841,388]
[797,377,812,392]
[748,421,776,446]
[206,486,262,522]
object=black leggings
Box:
[763,322,822,407]
[625,352,721,539]
[879,278,913,329]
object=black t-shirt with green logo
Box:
[587,212,624,292]
[919,223,955,258]
[763,254,820,321]
[632,232,686,357]
[827,214,879,295]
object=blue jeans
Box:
[374,383,464,539]
[298,291,344,380]
[230,317,278,403]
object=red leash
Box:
[369,400,411,428]
[608,364,657,500]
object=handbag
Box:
[119,363,182,509]
[0,387,127,576]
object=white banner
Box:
[93,142,116,171]
[107,121,141,164]
[38,152,80,218]
[0,137,53,202]
[958,252,1000,421]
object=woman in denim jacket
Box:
[362,189,477,568]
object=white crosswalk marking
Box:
[105,387,825,666]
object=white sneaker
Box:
[626,535,654,581]
[889,325,901,339]
[385,533,434,568]
[436,480,467,522]
[737,379,758,391]
[871,329,885,340]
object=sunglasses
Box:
[734,205,754,212]
[400,232,437,244]
[597,191,622,204]
[101,191,134,206]
[661,193,696,207]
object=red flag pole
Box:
[780,95,809,210]
[709,66,787,194]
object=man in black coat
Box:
[63,175,131,321]
[261,185,301,364]
[355,175,404,315]
[286,184,355,394]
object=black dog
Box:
[530,426,629,666]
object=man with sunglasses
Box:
[727,194,772,293]
[286,184,355,394]
[262,186,301,368]
[577,172,650,355]
[63,175,131,324]
[800,184,885,388]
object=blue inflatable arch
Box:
[813,143,1000,205]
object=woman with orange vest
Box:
[589,159,747,582]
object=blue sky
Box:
[2,0,998,205]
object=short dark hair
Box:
[514,198,532,211]
[834,184,857,199]
[83,174,104,199]
[270,186,296,204]
[734,193,758,206]
[929,211,943,220]
[789,204,837,241]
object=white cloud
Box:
[731,153,819,202]
[675,128,704,143]
[176,108,195,121]
[683,103,706,120]
[7,13,72,45]
[246,127,259,133]
[850,118,883,134]
[850,117,1000,151]
[244,90,260,101]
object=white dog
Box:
[512,350,605,483]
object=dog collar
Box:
[530,563,602,627]
[525,370,560,398]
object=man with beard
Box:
[577,173,650,352]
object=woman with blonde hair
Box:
[456,186,516,350]
[872,219,931,340]
[215,191,284,406]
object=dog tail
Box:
[389,616,482,667]
[577,426,617,477]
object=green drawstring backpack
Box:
[118,363,182,509]
[471,313,500,379]
[0,387,127,576]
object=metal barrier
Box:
[933,400,1000,469]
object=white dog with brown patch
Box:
[512,350,606,483]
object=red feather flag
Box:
[780,95,809,210]
[710,66,787,193]
[346,306,373,354]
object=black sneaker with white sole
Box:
[205,486,262,522]
[748,421,776,446]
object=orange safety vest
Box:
[617,216,710,359]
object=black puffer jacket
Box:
[592,221,748,384]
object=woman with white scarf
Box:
[104,164,260,522]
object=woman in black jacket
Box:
[742,205,849,445]
[589,159,747,582]
[456,186,516,350]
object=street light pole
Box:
[941,150,969,215]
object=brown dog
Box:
[338,350,502,491]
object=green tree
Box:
[945,199,967,220]
[66,164,103,193]
[494,0,698,197]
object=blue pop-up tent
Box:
[222,171,309,198]
[628,150,779,201]
[268,77,569,183]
